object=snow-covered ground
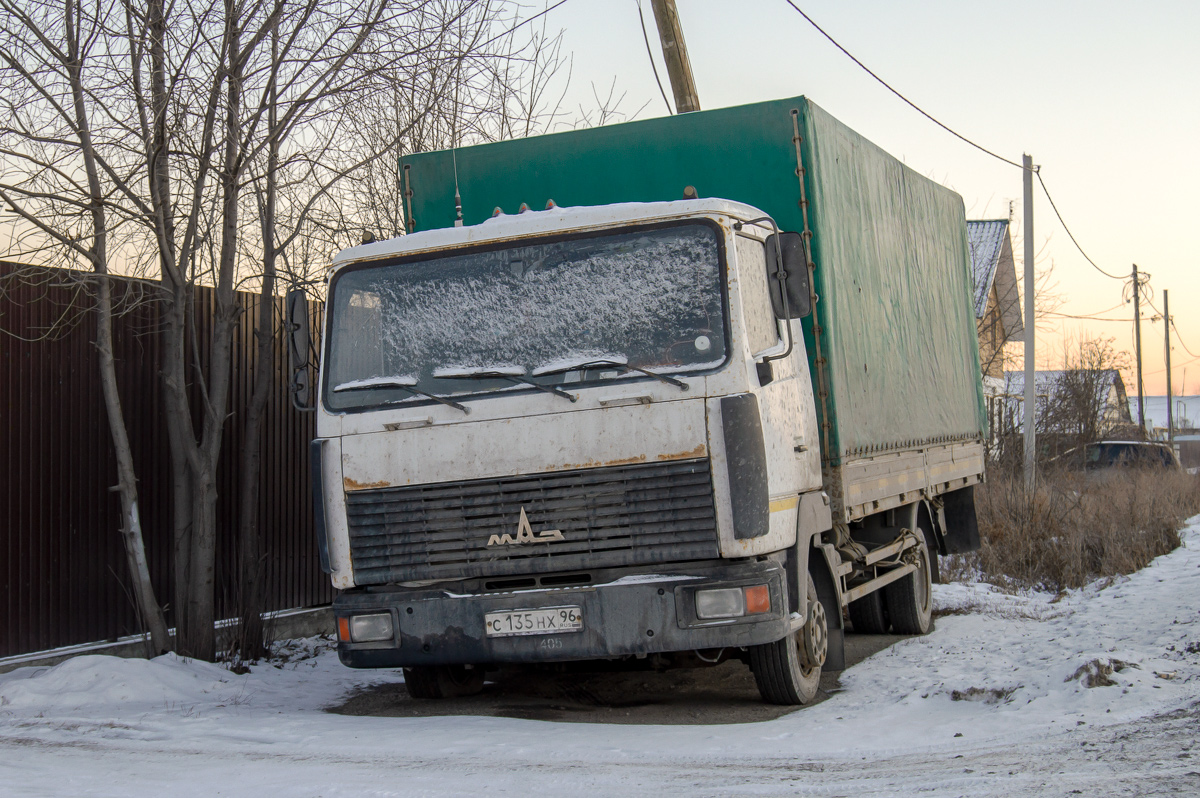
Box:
[4,518,1200,797]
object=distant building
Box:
[998,369,1134,450]
[967,219,1023,394]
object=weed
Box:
[969,467,1200,592]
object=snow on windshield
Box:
[326,223,725,408]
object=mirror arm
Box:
[741,216,795,365]
[291,379,317,412]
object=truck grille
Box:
[344,458,719,585]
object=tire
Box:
[749,574,827,705]
[402,666,442,699]
[848,590,890,634]
[402,665,486,699]
[883,525,933,635]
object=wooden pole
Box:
[1165,289,1173,446]
[650,0,700,113]
[1022,155,1036,490]
[1133,264,1145,435]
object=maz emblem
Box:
[488,507,564,546]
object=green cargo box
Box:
[400,97,986,466]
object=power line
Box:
[635,0,674,115]
[1172,320,1199,359]
[1144,352,1200,378]
[1034,171,1126,281]
[781,1,1023,169]
[1044,312,1134,322]
[780,2,1136,288]
[482,0,572,47]
[1145,294,1200,359]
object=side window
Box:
[330,288,384,387]
[735,235,780,356]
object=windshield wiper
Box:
[333,378,469,414]
[436,368,578,403]
[534,357,689,392]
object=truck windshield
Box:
[324,221,727,411]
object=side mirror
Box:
[286,287,314,410]
[765,231,811,319]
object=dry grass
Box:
[958,467,1200,592]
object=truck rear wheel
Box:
[749,574,826,705]
[848,590,889,634]
[883,525,933,635]
[402,665,486,699]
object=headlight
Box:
[695,585,771,619]
[347,613,394,643]
[695,587,745,619]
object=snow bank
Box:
[0,653,241,715]
[2,517,1199,796]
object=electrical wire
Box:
[1035,171,1126,281]
[636,0,674,115]
[1172,320,1199,359]
[482,0,572,47]
[1143,353,1200,378]
[1145,294,1200,360]
[780,2,1139,288]
[1043,312,1134,322]
[781,1,1024,169]
[1043,301,1126,321]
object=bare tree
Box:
[1040,335,1133,454]
[2,0,577,662]
[0,0,171,654]
[229,2,583,660]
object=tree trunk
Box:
[161,290,196,655]
[235,286,275,661]
[234,24,281,662]
[185,471,219,660]
[62,0,171,657]
[96,275,171,655]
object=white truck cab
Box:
[307,198,839,701]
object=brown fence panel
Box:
[1,263,331,658]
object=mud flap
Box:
[941,485,981,554]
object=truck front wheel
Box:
[749,574,826,705]
[402,665,486,699]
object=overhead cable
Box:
[1146,294,1200,360]
[782,2,1136,286]
[636,0,674,115]
[1043,312,1134,322]
[482,0,572,47]
[782,1,1023,169]
[1035,171,1126,281]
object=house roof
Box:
[1003,369,1130,416]
[967,219,1024,338]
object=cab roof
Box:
[329,197,770,274]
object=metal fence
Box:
[1,262,331,658]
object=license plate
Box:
[484,606,583,637]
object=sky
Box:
[533,0,1199,394]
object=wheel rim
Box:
[802,599,828,670]
[914,544,931,614]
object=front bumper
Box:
[335,559,789,668]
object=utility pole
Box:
[1022,154,1036,491]
[1165,289,1173,447]
[1132,264,1145,435]
[650,0,700,113]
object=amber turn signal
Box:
[744,585,771,615]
